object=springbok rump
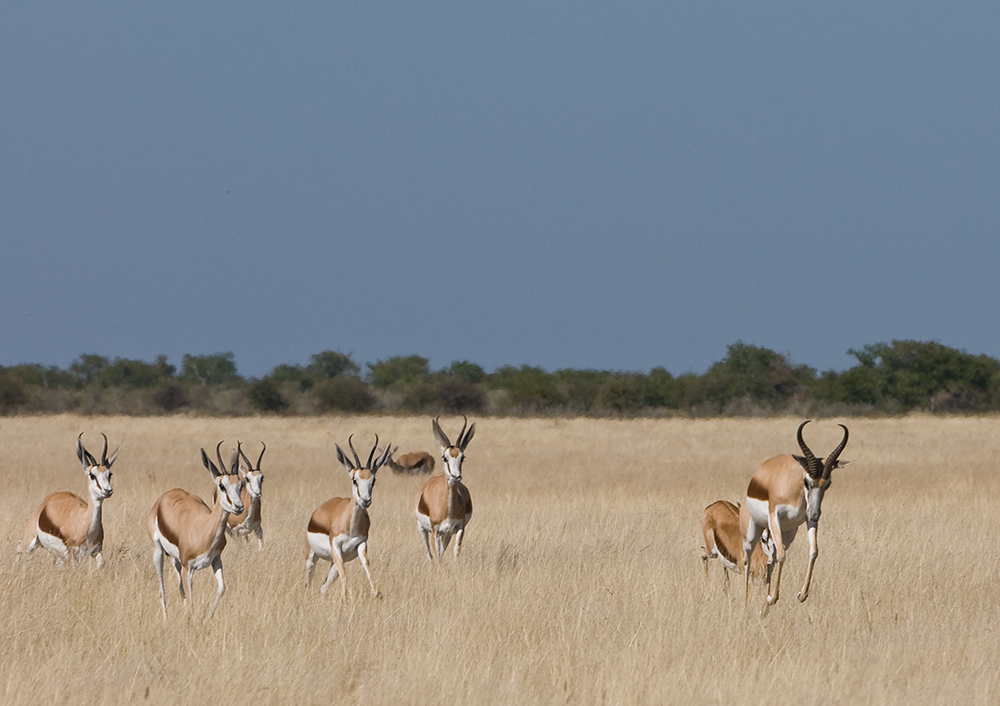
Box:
[18,433,120,568]
[701,500,769,585]
[384,447,435,475]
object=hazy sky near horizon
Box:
[3,2,999,378]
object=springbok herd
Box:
[17,415,846,619]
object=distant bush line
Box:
[1,341,999,417]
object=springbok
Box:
[18,433,120,567]
[701,500,769,585]
[226,442,266,550]
[385,447,435,475]
[147,442,245,621]
[305,435,391,600]
[742,420,849,616]
[415,415,475,561]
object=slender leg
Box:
[358,542,378,596]
[742,520,763,606]
[454,527,465,558]
[418,526,434,562]
[173,558,185,598]
[183,566,194,613]
[305,550,318,588]
[205,556,225,621]
[797,525,819,602]
[320,562,341,595]
[763,514,787,614]
[152,542,167,619]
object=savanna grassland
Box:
[1,415,998,705]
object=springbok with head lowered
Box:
[384,447,435,475]
[226,442,266,550]
[147,442,244,621]
[19,433,120,567]
[415,416,475,561]
[742,420,849,616]
[701,500,769,585]
[306,435,391,600]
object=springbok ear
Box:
[334,444,355,474]
[77,433,97,470]
[201,448,222,479]
[834,459,851,469]
[106,441,121,469]
[372,444,393,474]
[459,422,475,451]
[432,417,451,449]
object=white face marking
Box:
[243,470,263,499]
[218,475,244,514]
[442,448,464,483]
[87,466,114,500]
[351,470,375,509]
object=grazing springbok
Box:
[305,435,391,600]
[701,500,769,585]
[415,416,475,561]
[742,420,849,616]
[385,447,435,475]
[18,433,120,567]
[147,442,244,621]
[226,442,266,550]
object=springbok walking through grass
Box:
[226,442,266,550]
[147,442,244,621]
[305,435,391,600]
[742,420,849,616]
[415,416,475,561]
[18,433,120,567]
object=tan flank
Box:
[147,442,245,621]
[18,433,119,568]
[742,420,849,616]
[701,499,768,582]
[226,442,266,550]
[305,435,391,600]
[415,415,475,561]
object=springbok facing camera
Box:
[18,433,120,567]
[226,442,266,550]
[147,442,244,621]
[415,416,475,561]
[305,435,391,600]
[384,447,435,475]
[742,420,849,616]
[701,500,769,584]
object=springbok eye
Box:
[89,473,96,481]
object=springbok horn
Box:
[256,442,266,470]
[796,420,822,479]
[457,415,468,447]
[348,434,362,470]
[230,442,242,474]
[433,416,451,447]
[101,433,109,466]
[216,441,227,476]
[366,434,379,469]
[822,425,850,481]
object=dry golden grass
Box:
[1,414,998,705]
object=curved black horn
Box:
[457,415,468,447]
[366,434,379,469]
[239,444,253,470]
[348,434,362,469]
[256,442,266,470]
[796,420,822,479]
[231,442,243,474]
[77,433,97,468]
[101,433,109,466]
[822,425,850,481]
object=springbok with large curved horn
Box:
[415,416,475,561]
[18,433,120,567]
[226,442,266,550]
[147,442,244,621]
[741,420,849,616]
[306,435,391,600]
[701,500,769,585]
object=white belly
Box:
[308,531,365,562]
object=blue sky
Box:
[3,2,999,378]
